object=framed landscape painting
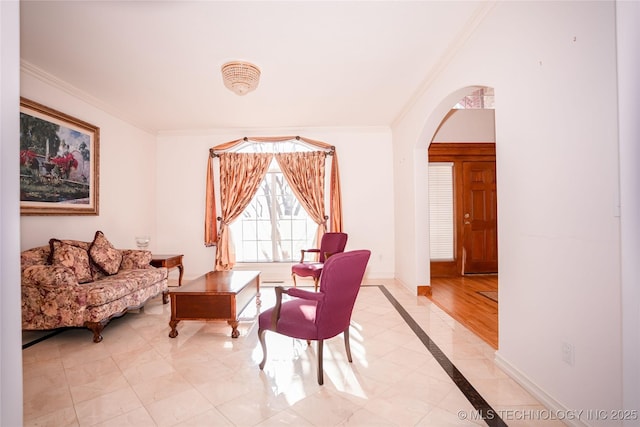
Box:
[19,98,99,215]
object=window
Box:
[206,136,342,271]
[229,157,317,262]
[428,162,454,260]
[453,87,495,109]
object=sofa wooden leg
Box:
[85,321,104,343]
[162,290,169,304]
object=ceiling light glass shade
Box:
[221,61,261,96]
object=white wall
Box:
[393,1,624,423]
[1,1,24,425]
[432,109,495,142]
[616,0,640,421]
[155,127,395,282]
[20,72,158,251]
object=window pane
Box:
[239,240,257,261]
[293,223,310,236]
[279,218,292,240]
[256,220,271,240]
[429,163,454,260]
[242,221,256,239]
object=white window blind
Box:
[429,163,454,260]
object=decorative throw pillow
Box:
[89,231,122,275]
[49,239,93,284]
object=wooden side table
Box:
[151,254,184,286]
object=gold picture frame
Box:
[19,97,99,215]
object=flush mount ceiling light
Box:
[221,61,261,96]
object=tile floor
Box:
[22,279,565,427]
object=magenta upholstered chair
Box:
[291,232,348,291]
[259,249,370,385]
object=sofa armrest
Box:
[119,249,152,270]
[22,264,80,288]
[21,265,87,329]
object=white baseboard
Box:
[494,352,591,427]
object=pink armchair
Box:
[259,249,371,385]
[291,232,348,291]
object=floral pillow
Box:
[49,239,93,284]
[89,231,122,275]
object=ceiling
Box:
[20,1,490,134]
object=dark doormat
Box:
[478,291,498,303]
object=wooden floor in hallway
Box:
[427,274,499,349]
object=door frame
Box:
[428,142,496,277]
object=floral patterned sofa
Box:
[21,231,169,343]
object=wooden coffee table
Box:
[168,270,260,338]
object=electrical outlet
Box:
[562,342,575,366]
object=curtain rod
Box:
[210,137,335,158]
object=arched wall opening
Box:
[422,86,499,348]
[413,85,496,292]
[429,88,496,277]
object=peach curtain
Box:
[329,152,343,232]
[275,151,326,245]
[297,136,343,233]
[215,152,273,270]
[204,154,217,246]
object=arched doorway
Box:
[426,87,499,348]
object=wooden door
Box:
[462,161,498,273]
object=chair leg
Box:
[313,277,319,292]
[292,273,297,287]
[258,329,268,370]
[344,326,353,363]
[317,339,324,385]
